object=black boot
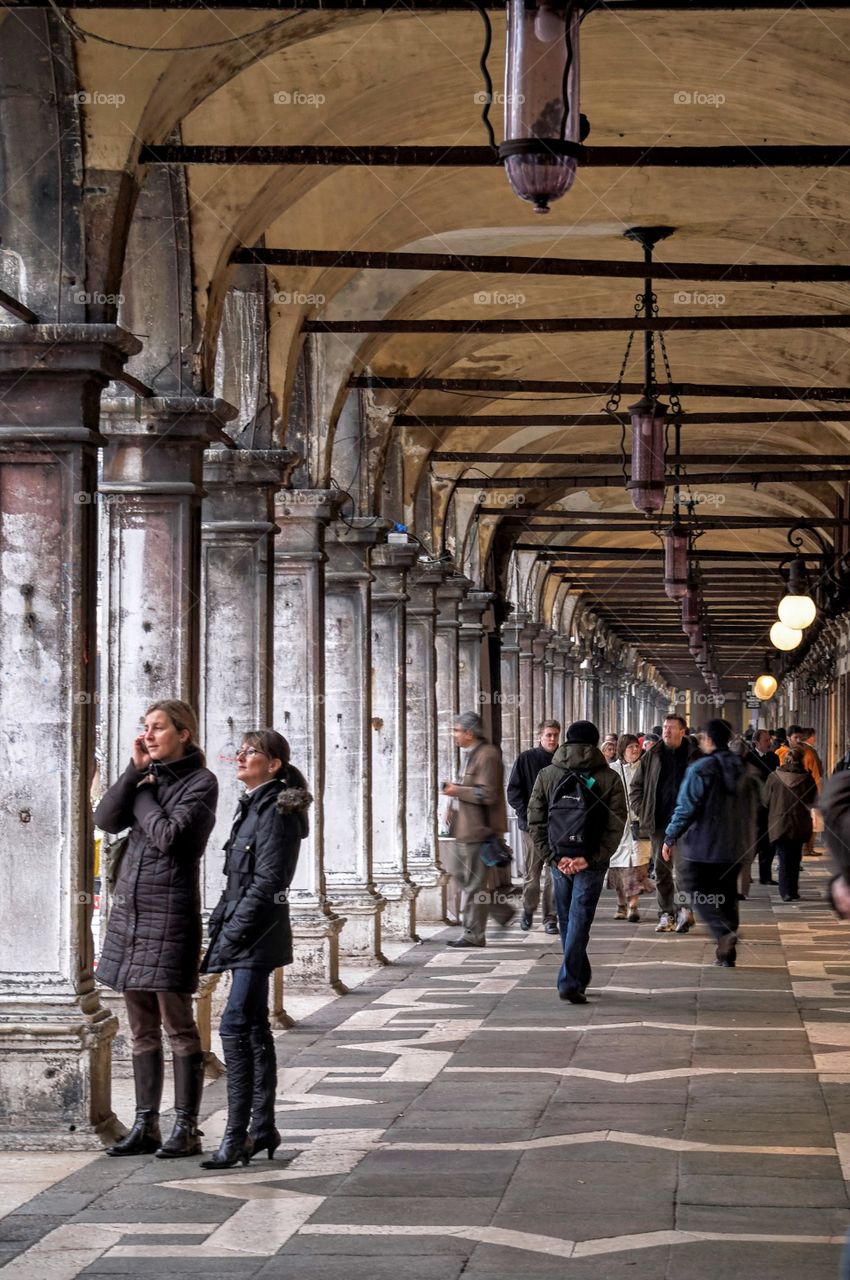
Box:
[201,1035,254,1169]
[156,1052,205,1158]
[107,1049,163,1156]
[249,1029,281,1160]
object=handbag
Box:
[106,833,130,892]
[480,833,513,868]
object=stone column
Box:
[371,543,419,942]
[458,589,493,727]
[563,655,578,728]
[532,627,553,728]
[273,490,345,992]
[0,323,139,1148]
[544,637,556,720]
[552,640,567,732]
[406,568,448,923]
[323,519,387,965]
[499,611,524,777]
[98,396,236,1067]
[518,621,540,752]
[200,448,297,1027]
[435,574,470,785]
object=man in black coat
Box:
[507,720,560,933]
[747,729,780,884]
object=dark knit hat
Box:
[566,719,600,746]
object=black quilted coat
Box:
[201,778,310,973]
[94,751,219,993]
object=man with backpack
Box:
[527,720,627,1004]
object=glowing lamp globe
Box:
[777,593,817,630]
[753,673,778,701]
[770,620,803,652]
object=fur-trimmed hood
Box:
[276,785,314,815]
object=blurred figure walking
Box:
[507,720,561,935]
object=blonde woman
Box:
[607,734,651,922]
[95,700,218,1159]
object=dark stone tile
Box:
[256,1255,468,1279]
[678,1171,848,1208]
[309,1196,500,1225]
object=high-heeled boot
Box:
[248,1028,281,1160]
[200,1035,254,1169]
[107,1049,163,1156]
[156,1052,205,1158]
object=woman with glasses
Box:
[199,729,312,1168]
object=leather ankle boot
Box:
[201,1035,254,1169]
[107,1049,163,1157]
[156,1052,205,1158]
[248,1029,281,1161]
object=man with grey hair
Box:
[442,712,515,946]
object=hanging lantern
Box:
[753,672,778,700]
[770,620,803,652]
[627,396,667,516]
[681,578,700,637]
[778,555,817,630]
[663,521,688,600]
[500,0,583,214]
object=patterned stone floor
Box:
[3,861,850,1279]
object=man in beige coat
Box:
[442,712,515,947]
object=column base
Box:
[326,890,388,967]
[0,1002,123,1151]
[408,864,449,924]
[376,879,419,943]
[286,910,348,994]
[196,974,226,1079]
[270,968,295,1029]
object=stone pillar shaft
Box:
[273,491,344,991]
[406,569,447,922]
[518,622,540,751]
[323,520,386,965]
[371,544,419,942]
[0,323,139,1148]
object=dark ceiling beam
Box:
[435,453,850,468]
[533,549,795,560]
[493,522,839,534]
[354,376,850,402]
[235,247,850,285]
[161,145,850,170]
[399,411,850,427]
[304,315,850,335]
[13,1,850,9]
[454,470,849,487]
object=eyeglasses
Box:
[235,746,267,760]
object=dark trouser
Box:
[678,859,739,949]
[652,832,690,916]
[454,841,514,943]
[125,990,202,1056]
[551,862,607,996]
[756,809,774,882]
[220,968,273,1038]
[776,840,803,899]
[521,830,555,922]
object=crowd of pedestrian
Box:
[443,711,831,1002]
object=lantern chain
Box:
[654,296,682,417]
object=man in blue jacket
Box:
[662,718,746,968]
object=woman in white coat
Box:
[607,734,652,922]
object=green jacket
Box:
[527,742,627,870]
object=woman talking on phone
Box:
[199,729,311,1168]
[95,700,218,1159]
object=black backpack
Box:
[547,769,605,859]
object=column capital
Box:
[0,323,141,445]
[100,395,237,494]
[275,488,346,524]
[327,516,393,547]
[203,447,300,490]
[203,449,300,532]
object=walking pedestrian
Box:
[443,713,516,947]
[600,734,618,763]
[607,734,651,922]
[199,729,311,1168]
[95,700,218,1159]
[507,720,561,935]
[661,718,747,967]
[630,714,700,934]
[730,735,765,900]
[764,746,818,901]
[527,720,626,1003]
[747,729,780,884]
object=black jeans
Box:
[220,968,273,1038]
[776,840,803,899]
[756,809,774,882]
[678,860,739,948]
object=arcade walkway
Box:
[2,864,849,1280]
